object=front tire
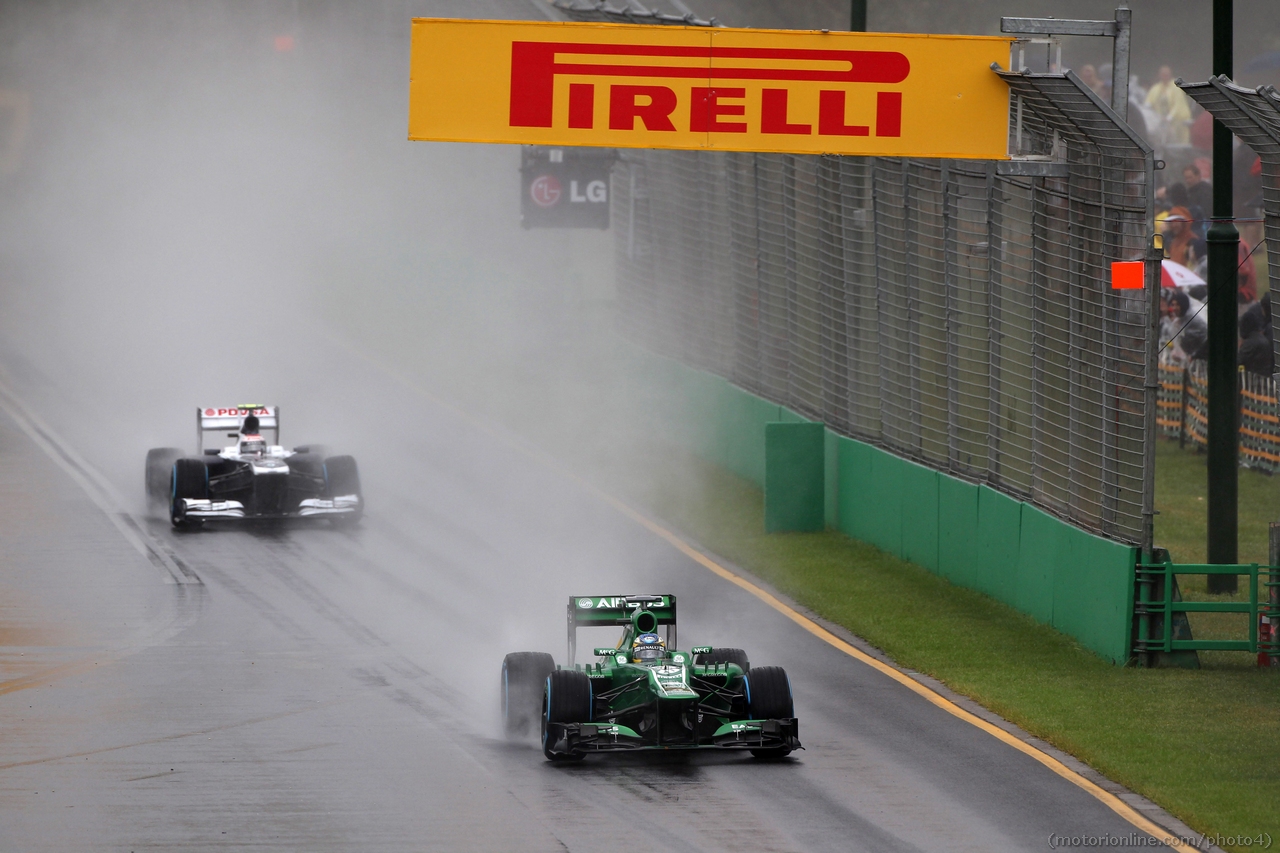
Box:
[745,665,794,759]
[696,647,750,672]
[541,669,591,762]
[170,458,208,530]
[323,455,363,524]
[502,652,555,739]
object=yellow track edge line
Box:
[330,336,1171,844]
[604,497,1171,842]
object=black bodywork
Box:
[198,452,327,516]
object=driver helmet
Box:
[631,632,665,662]
[240,434,266,456]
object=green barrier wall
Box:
[657,356,1137,664]
[764,422,826,533]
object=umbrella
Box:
[1161,259,1205,289]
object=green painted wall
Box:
[764,422,826,532]
[655,356,1137,664]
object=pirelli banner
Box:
[408,19,1013,159]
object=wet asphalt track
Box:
[0,334,1167,853]
[0,0,1183,850]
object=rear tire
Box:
[696,647,750,672]
[323,455,362,524]
[502,652,555,739]
[145,448,183,506]
[541,669,591,762]
[745,665,794,759]
[170,458,208,530]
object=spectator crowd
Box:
[1093,62,1278,378]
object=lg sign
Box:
[521,146,613,229]
[409,20,1011,159]
[530,174,561,206]
[508,43,906,138]
[529,174,606,208]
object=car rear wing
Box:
[567,594,676,665]
[197,405,278,452]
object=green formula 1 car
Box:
[501,594,801,761]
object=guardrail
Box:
[1134,560,1280,661]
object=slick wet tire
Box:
[323,455,363,524]
[696,647,749,672]
[745,665,794,759]
[170,458,208,530]
[145,447,183,506]
[502,652,555,739]
[541,669,591,762]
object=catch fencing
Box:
[1180,77,1280,379]
[614,70,1157,546]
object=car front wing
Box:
[543,717,800,756]
[178,495,360,520]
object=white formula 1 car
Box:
[145,406,362,529]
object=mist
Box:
[0,2,1276,847]
[4,0,1277,503]
[0,0,636,745]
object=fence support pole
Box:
[942,161,959,469]
[850,0,867,32]
[1179,365,1189,448]
[1110,6,1131,121]
[1142,243,1162,558]
[985,162,1003,486]
[1269,522,1280,666]
[1206,0,1240,590]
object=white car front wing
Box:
[297,495,360,516]
[179,495,359,519]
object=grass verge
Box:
[634,456,1278,851]
[1154,437,1280,568]
[1154,438,1280,661]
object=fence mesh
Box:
[614,70,1155,544]
[1180,77,1280,373]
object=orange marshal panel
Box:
[409,19,1012,159]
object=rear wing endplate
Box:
[567,594,676,664]
[197,405,279,452]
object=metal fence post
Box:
[942,161,959,470]
[1206,0,1240,589]
[1142,242,1163,557]
[872,158,891,447]
[1029,178,1047,503]
[905,162,922,454]
[1179,365,1190,448]
[783,154,799,406]
[985,162,1004,486]
[819,155,850,431]
[850,0,867,32]
[1268,522,1280,666]
[1111,5,1132,121]
[1067,175,1084,517]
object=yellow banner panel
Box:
[409,19,1012,159]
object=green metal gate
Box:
[1134,559,1280,659]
